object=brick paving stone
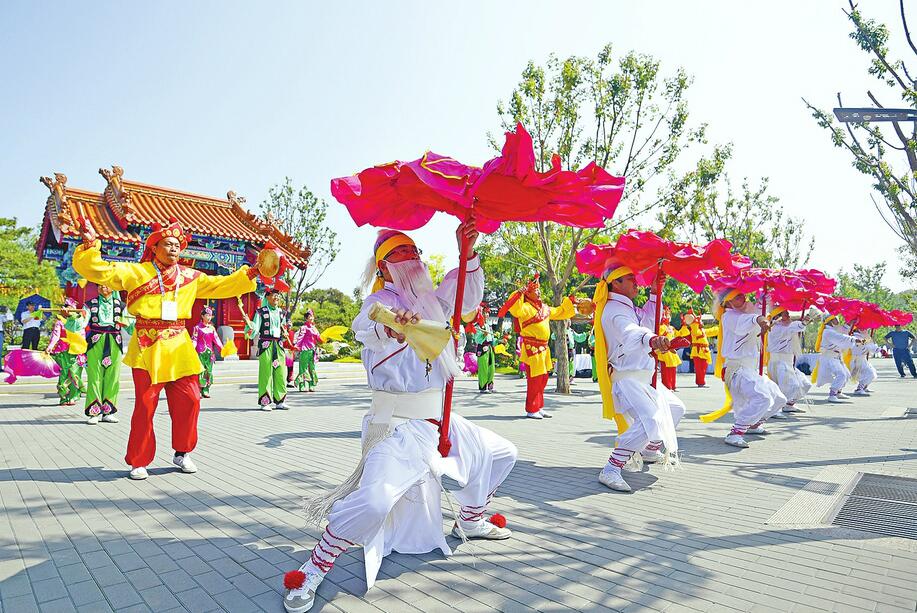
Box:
[1,362,916,612]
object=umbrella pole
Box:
[439,231,472,458]
[759,285,767,376]
[651,265,664,389]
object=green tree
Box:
[425,253,447,286]
[804,0,917,284]
[657,146,815,268]
[0,218,61,309]
[486,44,710,393]
[260,177,340,314]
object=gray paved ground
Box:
[1,360,916,613]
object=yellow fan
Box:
[65,329,87,355]
[367,302,451,362]
[221,339,238,358]
[493,343,510,357]
[320,325,348,343]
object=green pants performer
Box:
[472,322,496,393]
[297,349,317,391]
[292,310,322,392]
[246,289,288,410]
[192,306,223,398]
[47,299,85,406]
[83,284,126,424]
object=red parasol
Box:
[2,349,60,384]
[576,230,748,386]
[331,123,626,456]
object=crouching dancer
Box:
[592,264,684,492]
[282,223,517,613]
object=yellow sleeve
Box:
[675,325,690,338]
[71,241,148,291]
[507,293,536,320]
[703,325,719,338]
[195,267,257,300]
[549,297,575,321]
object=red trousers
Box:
[126,369,201,468]
[525,373,548,413]
[661,365,677,390]
[693,357,708,386]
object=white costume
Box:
[766,320,812,404]
[299,255,517,590]
[600,293,683,466]
[848,331,878,390]
[814,326,858,392]
[720,309,786,432]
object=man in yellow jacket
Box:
[498,274,575,419]
[677,309,714,387]
[74,217,260,480]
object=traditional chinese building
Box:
[37,166,310,359]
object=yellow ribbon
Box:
[370,234,416,293]
[810,317,834,383]
[592,266,634,434]
[698,288,741,423]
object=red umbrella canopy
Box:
[890,309,914,325]
[330,123,626,233]
[709,267,832,298]
[823,296,901,329]
[575,231,747,292]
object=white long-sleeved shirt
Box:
[600,293,657,372]
[21,311,42,330]
[767,321,805,355]
[851,331,878,356]
[820,326,858,354]
[720,309,762,361]
[353,255,483,393]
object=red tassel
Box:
[488,513,507,528]
[283,570,306,590]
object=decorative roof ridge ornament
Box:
[39,174,74,238]
[100,165,136,226]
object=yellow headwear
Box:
[592,265,634,434]
[371,232,416,293]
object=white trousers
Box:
[613,377,684,454]
[768,356,812,404]
[816,355,850,392]
[850,356,876,388]
[728,365,787,429]
[326,413,517,587]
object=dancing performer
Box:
[811,315,861,403]
[191,306,223,398]
[473,316,496,393]
[656,306,681,390]
[282,224,516,613]
[84,284,126,423]
[46,299,86,406]
[848,328,878,395]
[707,288,786,448]
[293,309,322,392]
[591,264,683,492]
[73,217,259,480]
[246,290,290,410]
[765,307,811,416]
[677,309,712,387]
[498,274,575,419]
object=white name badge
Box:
[161,300,178,321]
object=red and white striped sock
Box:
[607,448,634,469]
[729,426,747,436]
[644,441,663,453]
[306,525,356,575]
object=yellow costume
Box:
[676,321,714,362]
[72,241,256,384]
[656,322,682,368]
[505,292,575,377]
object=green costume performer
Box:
[47,301,85,405]
[192,306,223,398]
[246,292,288,410]
[473,323,496,392]
[84,289,126,423]
[292,310,322,392]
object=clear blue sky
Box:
[2,1,912,291]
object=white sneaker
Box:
[86,415,100,425]
[452,521,512,540]
[745,426,769,435]
[283,569,324,613]
[724,434,749,448]
[770,411,787,419]
[173,454,198,473]
[853,389,869,396]
[598,466,631,492]
[828,394,843,403]
[526,411,543,419]
[275,402,288,410]
[129,467,148,480]
[101,414,119,423]
[640,450,665,464]
[836,392,851,399]
[261,404,273,411]
[782,404,804,413]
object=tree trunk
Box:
[552,319,571,394]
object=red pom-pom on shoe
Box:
[283,570,306,590]
[488,513,507,528]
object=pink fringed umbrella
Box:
[2,349,60,384]
[576,230,749,386]
[331,123,626,457]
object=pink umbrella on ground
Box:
[331,123,626,456]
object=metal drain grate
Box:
[830,473,917,539]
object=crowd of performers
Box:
[7,215,911,613]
